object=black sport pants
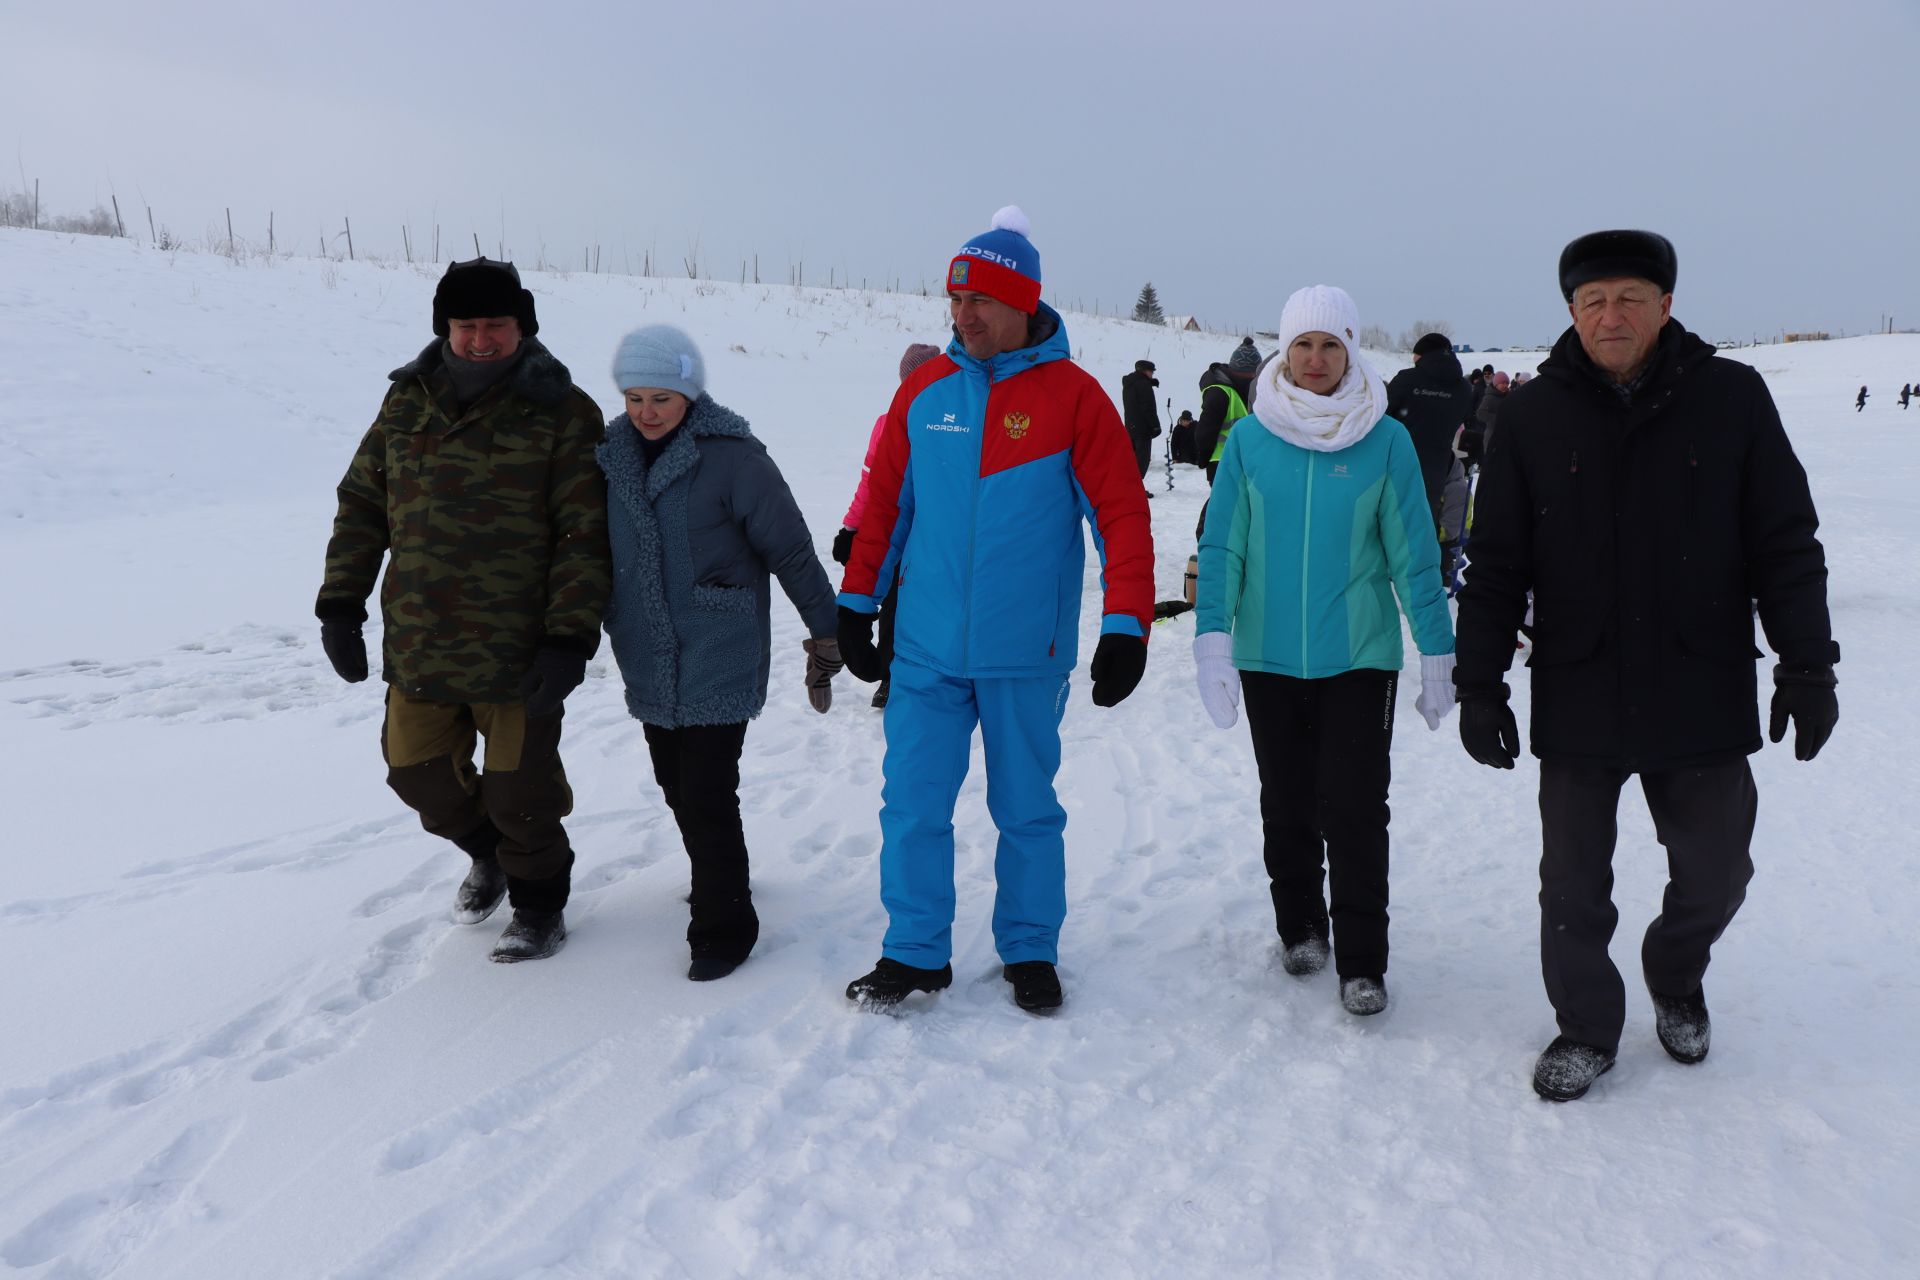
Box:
[1538,758,1758,1054]
[1242,668,1398,977]
[644,721,757,957]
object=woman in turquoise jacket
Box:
[1193,285,1456,1017]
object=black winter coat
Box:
[1193,364,1254,465]
[1121,371,1162,440]
[1385,349,1473,517]
[1454,321,1836,771]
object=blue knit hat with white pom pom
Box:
[611,324,706,400]
[948,206,1043,314]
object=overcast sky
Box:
[8,0,1916,347]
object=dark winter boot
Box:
[1339,975,1388,1016]
[1532,1035,1616,1101]
[450,822,508,925]
[1280,935,1331,977]
[1003,960,1064,1014]
[845,958,952,1007]
[452,858,508,925]
[870,680,890,710]
[1649,984,1711,1064]
[489,910,567,963]
[687,899,758,983]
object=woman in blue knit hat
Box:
[598,324,842,981]
[1192,285,1456,1017]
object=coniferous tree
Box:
[1132,281,1166,325]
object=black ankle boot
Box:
[490,910,566,963]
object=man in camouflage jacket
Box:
[316,258,611,962]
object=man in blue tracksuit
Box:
[836,206,1156,1012]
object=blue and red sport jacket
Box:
[838,303,1155,679]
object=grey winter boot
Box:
[1281,936,1331,977]
[1532,1035,1616,1101]
[489,910,567,963]
[452,857,508,925]
[1339,975,1388,1016]
[1649,984,1711,1064]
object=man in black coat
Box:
[1453,230,1840,1102]
[1386,332,1474,573]
[1120,359,1162,480]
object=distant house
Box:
[1164,315,1202,332]
[1782,331,1831,343]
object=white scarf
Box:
[1250,350,1388,453]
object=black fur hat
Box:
[1558,230,1677,301]
[1412,332,1452,357]
[432,257,539,337]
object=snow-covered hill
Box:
[3,229,1916,1278]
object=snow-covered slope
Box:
[2,229,1916,1279]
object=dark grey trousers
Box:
[1538,758,1758,1053]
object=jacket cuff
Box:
[315,598,369,624]
[1453,680,1510,702]
[1100,613,1145,639]
[1773,663,1836,690]
[540,632,601,661]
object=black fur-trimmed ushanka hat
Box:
[1558,230,1677,301]
[432,257,539,337]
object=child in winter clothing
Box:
[1192,284,1456,1017]
[832,342,943,708]
[598,324,842,981]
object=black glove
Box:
[1769,666,1837,762]
[1089,633,1147,707]
[832,526,856,566]
[519,647,587,718]
[1458,688,1520,769]
[838,605,882,683]
[320,620,369,683]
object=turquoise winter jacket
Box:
[1196,413,1454,676]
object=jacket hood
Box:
[945,300,1071,379]
[390,337,575,407]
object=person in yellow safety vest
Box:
[1194,337,1263,483]
[1193,337,1264,539]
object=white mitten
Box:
[1193,631,1240,729]
[1415,652,1458,731]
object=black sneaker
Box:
[451,856,508,925]
[1280,936,1330,977]
[871,680,890,710]
[1339,974,1388,1016]
[489,910,567,963]
[845,958,952,1007]
[1532,1035,1616,1101]
[1649,984,1710,1064]
[1003,960,1064,1014]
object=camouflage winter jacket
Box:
[316,338,612,703]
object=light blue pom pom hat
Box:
[611,324,706,400]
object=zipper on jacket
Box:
[1300,455,1315,677]
[1686,441,1698,534]
[961,360,992,670]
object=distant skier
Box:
[1856,385,1868,411]
[315,258,611,963]
[1455,229,1838,1103]
[1900,383,1911,409]
[1120,359,1162,483]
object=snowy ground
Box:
[2,229,1916,1279]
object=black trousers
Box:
[643,721,757,957]
[876,575,900,683]
[1242,668,1398,977]
[1538,758,1758,1054]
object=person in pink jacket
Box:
[832,342,942,708]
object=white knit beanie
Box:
[1276,285,1362,362]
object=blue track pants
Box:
[878,657,1070,967]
